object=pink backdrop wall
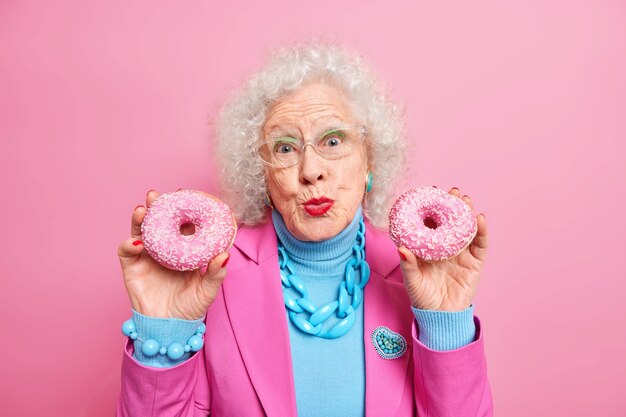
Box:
[1,0,625,415]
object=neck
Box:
[271,205,363,276]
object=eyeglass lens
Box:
[259,126,364,167]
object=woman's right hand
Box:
[117,190,231,320]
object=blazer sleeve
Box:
[412,315,494,417]
[116,337,211,417]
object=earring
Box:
[365,171,373,194]
[264,191,274,209]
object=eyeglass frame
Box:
[251,124,369,169]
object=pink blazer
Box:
[117,219,493,417]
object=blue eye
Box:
[271,136,300,155]
[275,143,294,154]
[323,131,345,147]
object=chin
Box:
[296,218,343,242]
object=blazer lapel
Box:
[221,219,412,417]
[222,220,298,417]
[363,222,414,417]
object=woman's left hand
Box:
[397,187,489,312]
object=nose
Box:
[298,143,324,185]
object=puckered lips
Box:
[303,197,335,216]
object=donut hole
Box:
[423,216,438,229]
[180,222,196,236]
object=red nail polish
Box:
[132,240,143,246]
[432,185,438,189]
[221,254,230,268]
[398,249,407,261]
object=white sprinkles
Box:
[388,186,477,262]
[141,190,237,271]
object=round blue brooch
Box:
[371,326,408,360]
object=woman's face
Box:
[262,82,369,242]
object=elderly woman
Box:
[117,42,493,417]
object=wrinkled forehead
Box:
[262,82,356,137]
[264,117,351,138]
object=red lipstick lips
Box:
[303,197,335,216]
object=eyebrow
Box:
[265,119,348,138]
[270,136,299,144]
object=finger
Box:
[146,189,160,208]
[118,237,145,268]
[461,194,474,210]
[397,246,421,280]
[449,187,461,197]
[200,252,230,281]
[131,205,146,239]
[470,213,489,259]
[397,246,417,266]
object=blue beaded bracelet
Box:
[121,319,206,360]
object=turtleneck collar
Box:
[271,205,363,274]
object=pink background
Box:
[1,0,625,415]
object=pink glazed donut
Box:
[388,186,477,262]
[141,190,237,271]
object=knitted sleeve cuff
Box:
[131,309,205,368]
[411,304,477,351]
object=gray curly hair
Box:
[212,40,408,230]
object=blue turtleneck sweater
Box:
[130,206,477,416]
[272,206,367,416]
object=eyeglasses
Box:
[253,124,368,168]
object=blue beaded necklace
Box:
[279,216,371,339]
